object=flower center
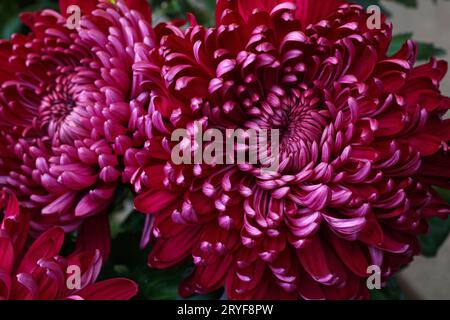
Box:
[40,91,75,123]
[38,72,82,143]
[260,89,330,173]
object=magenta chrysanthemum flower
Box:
[127,0,450,299]
[0,190,138,300]
[0,0,153,257]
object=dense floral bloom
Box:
[0,190,138,300]
[127,0,450,299]
[0,0,153,257]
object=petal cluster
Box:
[0,0,153,257]
[0,190,138,300]
[126,0,450,299]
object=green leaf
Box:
[419,188,450,257]
[99,220,185,300]
[133,264,191,300]
[101,212,221,300]
[388,33,414,56]
[109,186,135,239]
[370,277,405,300]
[185,0,216,26]
[392,0,418,8]
[151,0,215,26]
[416,42,446,61]
[0,0,59,39]
[420,217,450,257]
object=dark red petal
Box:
[125,0,152,22]
[148,226,201,269]
[329,233,369,277]
[297,236,338,285]
[238,0,281,21]
[75,278,138,300]
[295,0,345,29]
[180,254,233,297]
[0,271,11,299]
[17,227,65,274]
[134,190,181,214]
[76,213,111,261]
[0,237,14,274]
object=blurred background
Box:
[0,0,449,300]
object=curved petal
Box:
[76,213,111,261]
[295,0,345,29]
[17,227,65,274]
[75,278,138,300]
